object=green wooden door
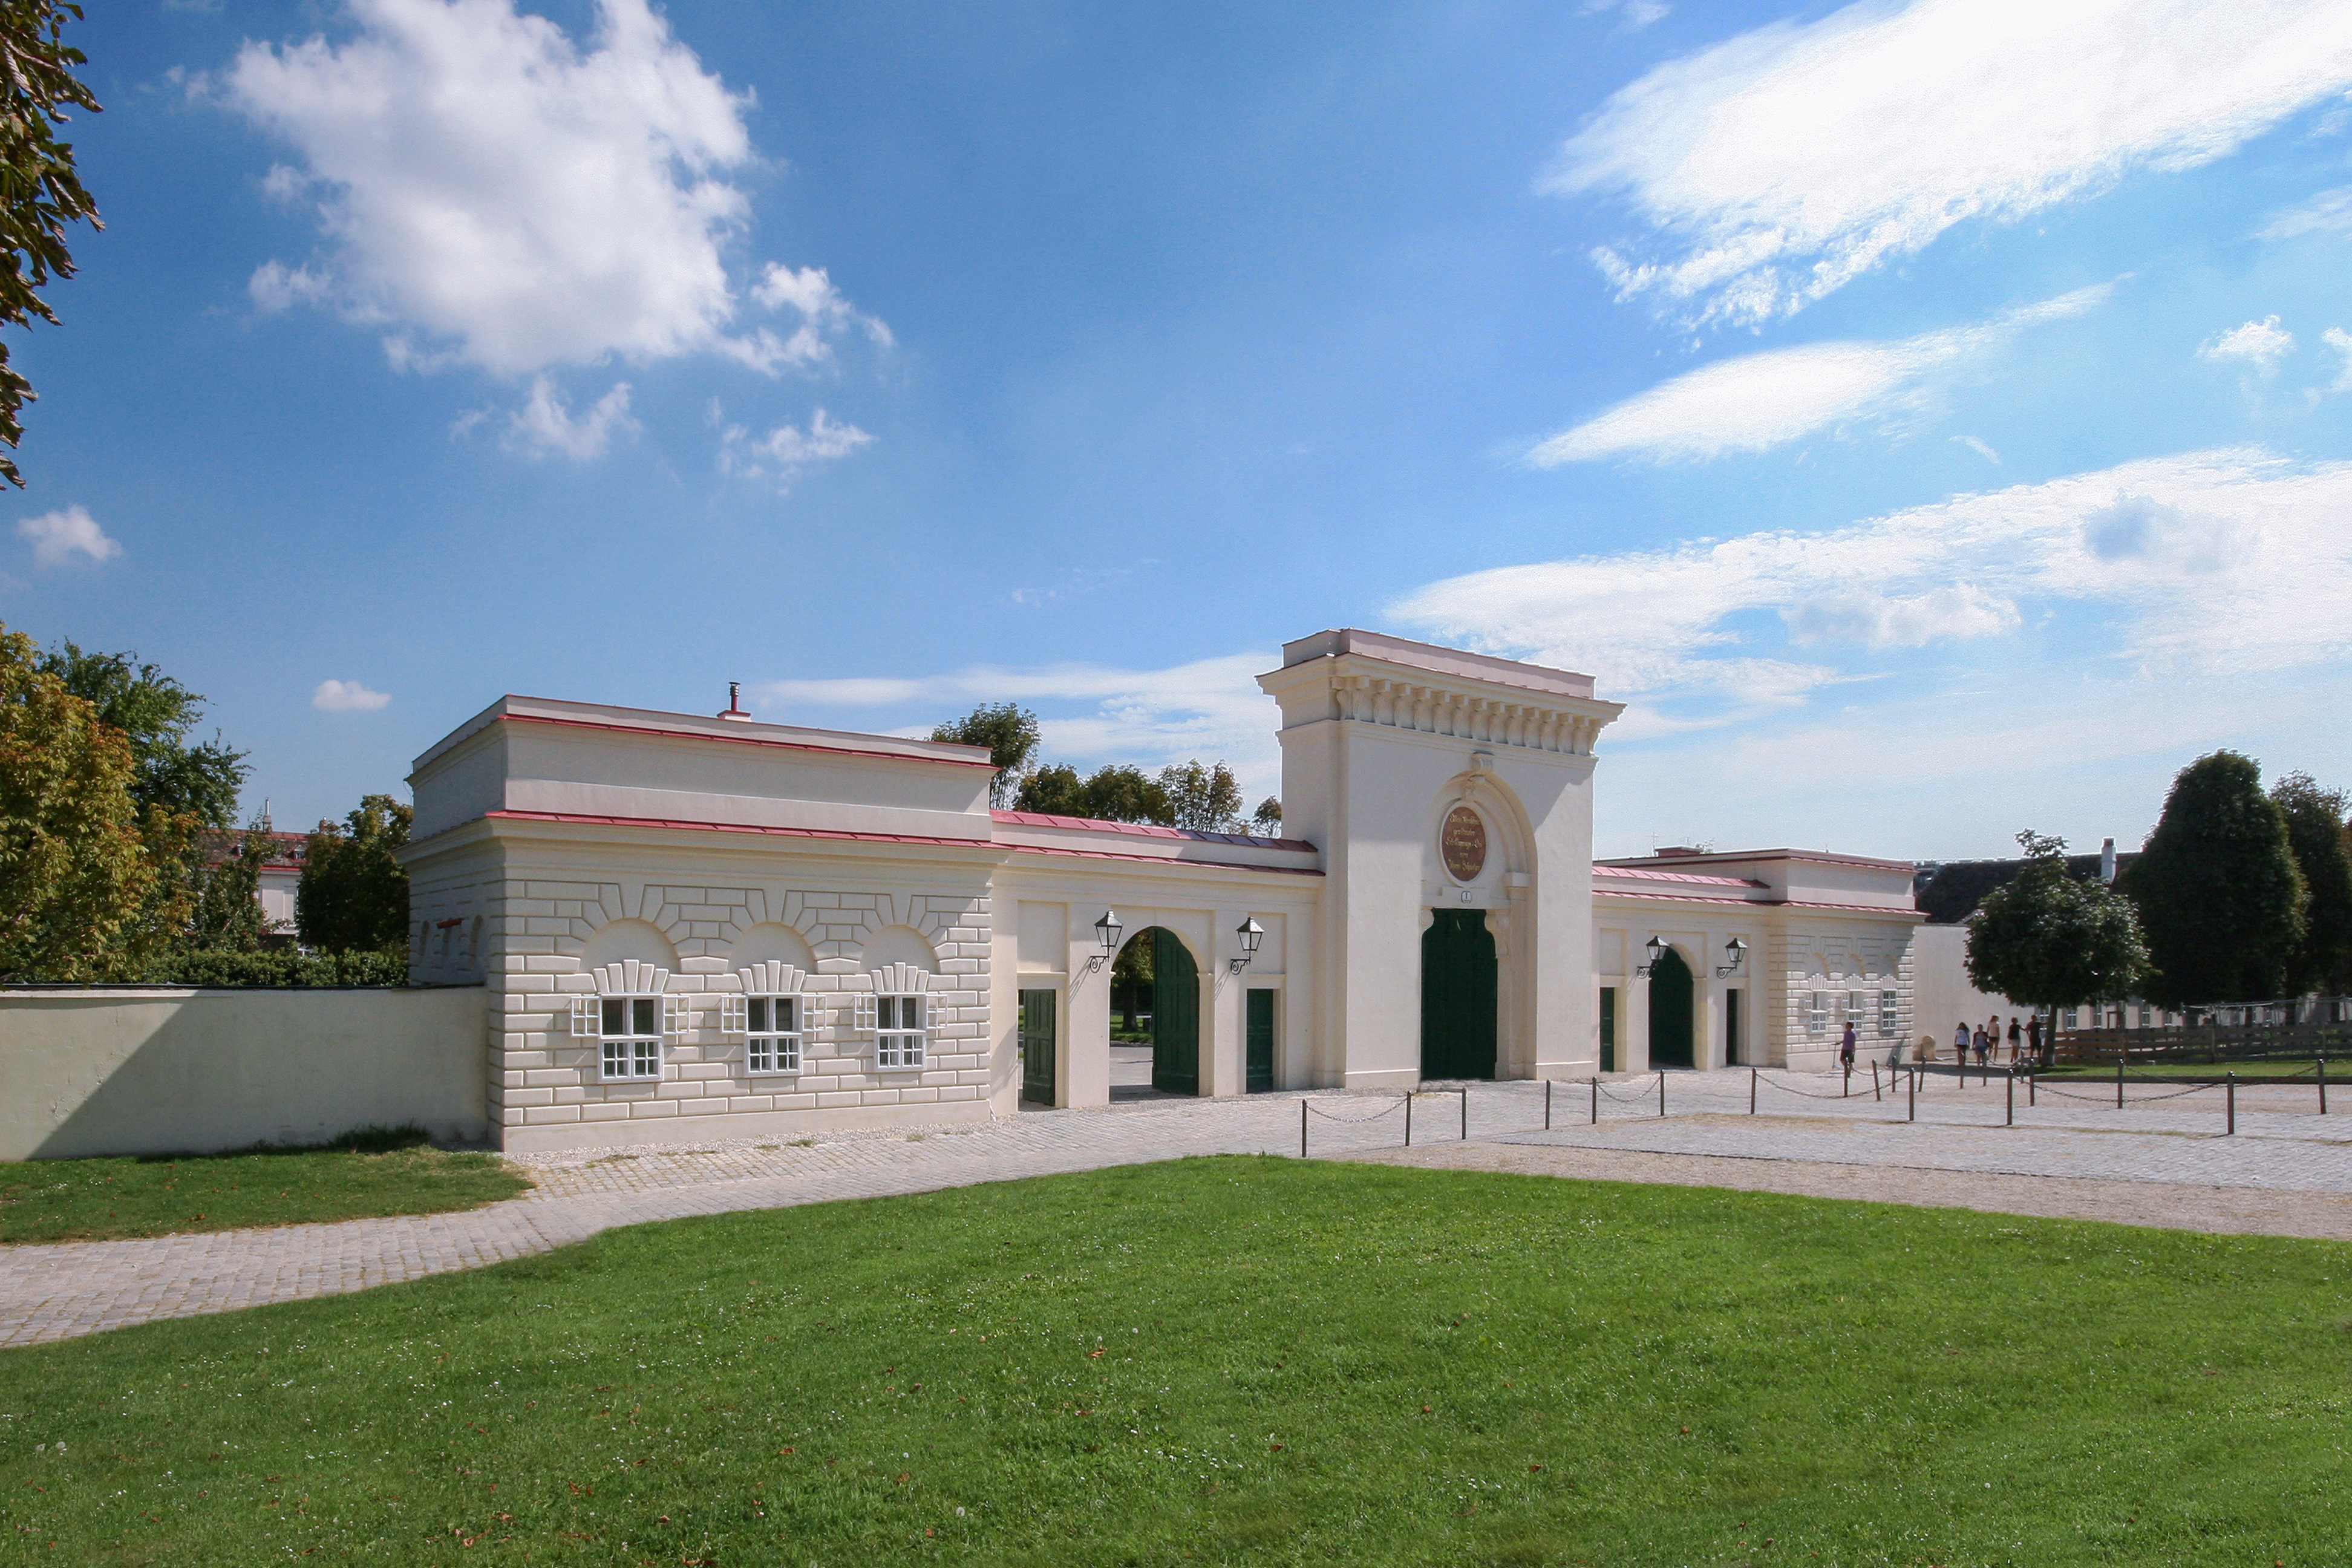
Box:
[1600,987,1617,1073]
[1723,988,1740,1068]
[1151,929,1201,1095]
[1246,989,1276,1093]
[1019,988,1056,1105]
[1648,946,1694,1068]
[1419,909,1497,1080]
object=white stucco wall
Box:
[0,987,490,1159]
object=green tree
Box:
[1965,831,2149,1028]
[0,0,102,488]
[0,623,155,979]
[1080,765,1174,826]
[2269,771,2352,996]
[185,822,280,953]
[1248,795,1282,838]
[1012,763,1175,826]
[1158,760,1243,832]
[297,795,412,954]
[38,641,247,826]
[2120,752,2307,1008]
[930,703,1041,809]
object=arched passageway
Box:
[1648,946,1695,1068]
[1111,927,1201,1096]
[1420,909,1497,1080]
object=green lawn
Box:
[1,1158,2347,1567]
[0,1128,531,1244]
[2038,1059,2334,1082]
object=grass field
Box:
[1,1157,2347,1566]
[0,1128,531,1244]
[2037,1059,2334,1082]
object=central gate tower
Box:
[1256,630,1623,1088]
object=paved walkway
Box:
[2,1068,2347,1349]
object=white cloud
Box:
[2324,326,2352,392]
[313,679,391,711]
[753,652,1285,798]
[2198,315,2295,373]
[222,0,883,378]
[713,407,875,487]
[1525,286,2105,465]
[2257,184,2352,241]
[16,505,120,566]
[501,376,638,459]
[1545,0,2352,325]
[1952,434,2001,465]
[1581,0,1669,30]
[1396,448,2352,708]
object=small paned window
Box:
[600,995,664,1081]
[876,995,926,1069]
[1807,990,1828,1036]
[746,996,802,1076]
[2061,1007,2079,1030]
[1878,990,1898,1037]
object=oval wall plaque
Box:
[1440,805,1488,883]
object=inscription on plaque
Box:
[1440,805,1487,883]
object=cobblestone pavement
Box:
[2,1067,2346,1349]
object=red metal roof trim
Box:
[990,808,1315,852]
[1592,864,1766,889]
[1002,840,1322,876]
[1595,887,1923,916]
[501,711,996,769]
[482,809,994,849]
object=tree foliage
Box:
[1158,760,1244,832]
[1965,831,2149,1014]
[930,703,1041,809]
[0,623,157,979]
[298,795,412,954]
[1014,763,1174,826]
[2120,752,2307,1007]
[186,823,281,953]
[39,641,247,827]
[0,0,102,488]
[1249,796,1282,837]
[2269,771,2352,996]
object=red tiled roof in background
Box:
[989,808,1315,853]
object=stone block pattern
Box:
[1768,924,1916,1066]
[483,875,991,1140]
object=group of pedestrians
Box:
[1949,1014,2043,1068]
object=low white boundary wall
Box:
[0,987,489,1160]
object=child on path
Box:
[1840,1021,1857,1071]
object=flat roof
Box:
[413,694,994,776]
[1276,628,1596,700]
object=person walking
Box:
[1840,1020,1857,1073]
[1971,1023,1990,1069]
[1953,1020,1971,1067]
[2027,1012,2043,1067]
[2007,1017,2024,1065]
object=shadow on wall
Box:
[1,988,490,1160]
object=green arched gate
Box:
[1419,909,1497,1080]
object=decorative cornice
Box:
[1312,667,1618,756]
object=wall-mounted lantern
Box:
[1716,936,1748,978]
[1087,910,1124,973]
[1230,917,1265,975]
[1635,934,1667,976]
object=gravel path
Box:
[2,1067,2346,1348]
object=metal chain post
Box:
[2227,1071,2236,1135]
[1544,1078,1552,1130]
[2117,1059,2125,1109]
[2321,1059,2329,1116]
[1658,1071,1666,1118]
[2006,1068,2014,1126]
[1460,1086,1468,1142]
[1299,1099,1307,1158]
[1907,1067,1916,1123]
[1749,1067,1757,1115]
[1590,1076,1598,1125]
[1404,1092,1412,1148]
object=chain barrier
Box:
[1594,1073,1665,1104]
[1300,1095,1407,1124]
[2032,1079,2221,1106]
[1753,1072,1855,1102]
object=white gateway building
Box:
[400,630,1921,1152]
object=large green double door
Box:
[1148,927,1201,1096]
[1018,988,1056,1105]
[1420,909,1497,1080]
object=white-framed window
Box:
[569,991,685,1082]
[1844,991,1868,1031]
[1877,990,1898,1038]
[2061,1007,2080,1030]
[744,995,803,1075]
[1806,990,1829,1036]
[875,994,926,1069]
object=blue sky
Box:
[10,0,2352,858]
